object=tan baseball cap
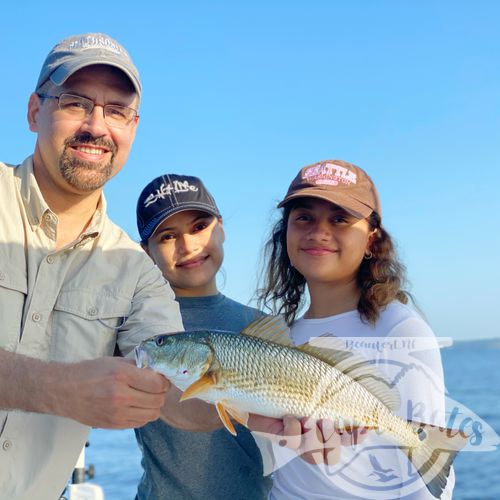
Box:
[35,33,141,98]
[278,159,381,218]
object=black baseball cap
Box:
[137,174,221,242]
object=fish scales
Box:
[192,331,397,430]
[137,329,415,437]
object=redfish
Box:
[135,316,466,498]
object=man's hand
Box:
[53,357,171,429]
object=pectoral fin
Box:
[179,373,217,402]
[224,404,249,428]
[216,402,237,436]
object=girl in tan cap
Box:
[257,160,454,499]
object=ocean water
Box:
[84,342,500,499]
[440,343,500,500]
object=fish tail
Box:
[402,423,468,498]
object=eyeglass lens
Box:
[56,94,136,128]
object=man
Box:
[0,33,183,500]
[134,174,271,499]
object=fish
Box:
[135,315,467,498]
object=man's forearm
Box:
[0,349,172,429]
[0,349,62,414]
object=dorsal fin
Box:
[241,315,293,347]
[298,335,401,412]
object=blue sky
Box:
[2,1,499,340]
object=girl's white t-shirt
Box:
[268,301,454,500]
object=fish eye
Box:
[182,369,188,375]
[155,336,165,347]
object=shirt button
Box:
[44,213,53,222]
[32,312,42,322]
[46,255,55,264]
[88,307,98,316]
[0,272,5,281]
[2,439,12,451]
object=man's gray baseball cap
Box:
[35,33,141,98]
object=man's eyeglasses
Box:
[37,93,139,129]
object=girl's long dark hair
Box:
[257,203,409,326]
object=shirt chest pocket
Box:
[51,289,131,362]
[0,268,27,350]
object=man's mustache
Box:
[63,132,117,156]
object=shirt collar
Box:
[17,156,49,230]
[84,195,107,237]
[17,155,106,240]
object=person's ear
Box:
[220,224,225,244]
[27,93,42,132]
[365,228,378,253]
[217,218,225,244]
[141,242,151,257]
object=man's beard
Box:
[59,133,118,192]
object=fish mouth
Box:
[134,345,149,368]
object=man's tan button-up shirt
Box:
[0,157,183,500]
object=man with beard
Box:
[0,33,183,500]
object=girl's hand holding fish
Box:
[301,419,370,465]
[300,417,343,466]
[248,414,369,466]
[248,414,302,451]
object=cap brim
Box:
[49,57,141,96]
[277,190,373,219]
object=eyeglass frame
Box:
[36,92,139,128]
